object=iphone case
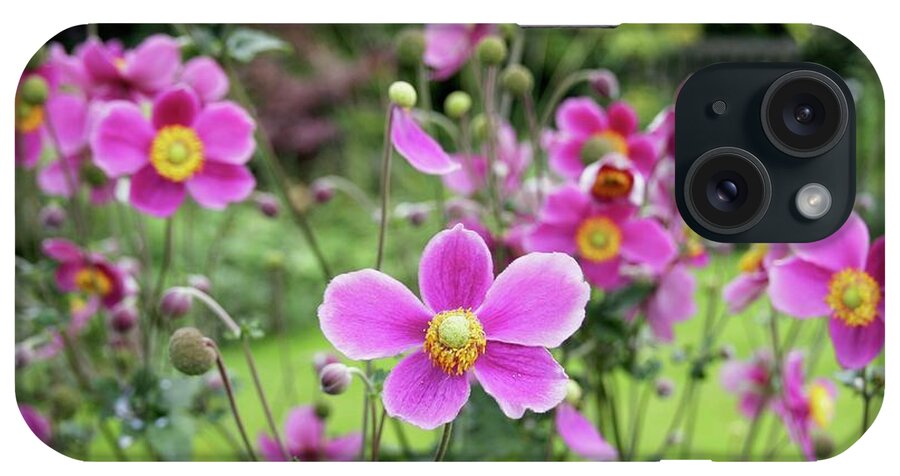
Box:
[14,24,884,462]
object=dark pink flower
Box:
[424,24,495,80]
[91,86,256,217]
[722,243,789,314]
[720,351,774,419]
[43,238,127,311]
[545,97,657,181]
[19,405,52,444]
[15,69,56,169]
[78,34,180,100]
[443,122,532,198]
[555,403,617,461]
[772,352,837,460]
[390,107,458,175]
[769,214,884,369]
[524,184,676,290]
[258,406,362,461]
[319,225,589,429]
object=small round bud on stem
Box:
[312,352,340,375]
[39,203,67,230]
[655,378,675,398]
[310,179,335,204]
[254,192,280,218]
[589,69,620,100]
[187,274,212,294]
[169,327,217,376]
[395,29,426,66]
[470,113,488,143]
[319,362,353,395]
[444,91,472,119]
[388,81,417,108]
[476,36,507,66]
[80,163,108,187]
[21,76,50,105]
[160,288,193,319]
[565,379,583,405]
[500,65,534,96]
[813,434,836,460]
[314,401,331,420]
[109,303,138,334]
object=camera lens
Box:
[761,70,849,158]
[684,147,771,235]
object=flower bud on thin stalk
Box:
[319,362,353,395]
[444,91,472,120]
[395,29,425,66]
[160,288,193,319]
[253,192,280,218]
[39,203,67,230]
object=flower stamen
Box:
[825,268,880,327]
[74,267,112,296]
[580,131,628,163]
[738,244,769,273]
[576,216,622,263]
[424,308,486,375]
[150,125,204,182]
[590,164,634,200]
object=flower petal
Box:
[555,404,617,461]
[619,217,677,272]
[477,253,588,347]
[473,342,568,418]
[645,264,696,342]
[123,34,181,94]
[318,269,432,360]
[607,101,638,137]
[419,224,494,313]
[442,155,486,196]
[829,317,884,370]
[540,183,592,226]
[581,258,628,290]
[382,351,470,430]
[792,213,869,272]
[37,156,82,198]
[423,24,492,80]
[768,257,832,318]
[186,161,256,209]
[90,101,154,177]
[152,87,200,129]
[390,107,459,175]
[555,97,606,137]
[194,101,256,165]
[866,236,885,289]
[284,406,324,457]
[15,130,43,168]
[81,38,120,83]
[181,56,229,103]
[627,135,658,177]
[548,137,588,180]
[524,223,578,255]
[45,93,88,156]
[42,238,82,262]
[723,273,767,314]
[258,433,287,461]
[323,434,364,461]
[129,165,186,217]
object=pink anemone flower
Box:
[258,406,362,461]
[545,97,657,181]
[524,184,676,290]
[773,351,837,460]
[442,122,532,198]
[628,263,697,342]
[15,68,58,169]
[19,405,52,444]
[769,214,885,369]
[424,24,495,80]
[722,243,789,314]
[78,34,181,100]
[43,238,127,311]
[720,351,774,419]
[555,403,618,461]
[91,86,257,217]
[319,225,589,429]
[577,153,645,207]
[390,106,458,175]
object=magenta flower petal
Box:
[477,253,588,348]
[129,165,187,217]
[37,156,81,197]
[524,223,578,255]
[45,93,88,156]
[383,351,470,430]
[181,56,229,103]
[541,184,592,225]
[54,262,82,292]
[323,434,364,461]
[123,34,181,94]
[548,137,588,180]
[81,38,120,82]
[15,130,43,169]
[607,101,638,137]
[792,213,869,272]
[555,97,606,137]
[91,101,154,177]
[723,274,767,314]
[152,87,201,129]
[185,161,256,209]
[258,433,287,461]
[769,257,832,318]
[626,135,658,177]
[581,259,628,290]
[555,403,617,461]
[390,107,459,175]
[419,224,493,313]
[619,217,677,272]
[442,154,485,196]
[829,317,884,370]
[318,269,432,360]
[193,102,256,165]
[19,405,52,444]
[42,238,82,262]
[473,342,568,418]
[284,406,324,457]
[866,236,885,289]
[645,264,696,342]
[423,24,492,80]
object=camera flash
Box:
[795,183,832,220]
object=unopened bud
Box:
[476,36,507,66]
[160,288,193,319]
[109,303,138,333]
[719,344,736,360]
[39,203,66,230]
[314,401,331,420]
[396,29,425,66]
[444,91,472,120]
[388,81,417,108]
[565,379,583,405]
[310,179,335,204]
[169,327,217,376]
[589,69,620,99]
[254,192,280,218]
[80,162,108,187]
[21,76,50,105]
[813,434,836,460]
[312,352,340,374]
[470,113,487,143]
[319,362,353,395]
[655,378,674,398]
[187,274,212,294]
[500,65,534,96]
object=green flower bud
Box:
[169,327,217,376]
[16,102,34,120]
[476,36,507,66]
[80,162,108,187]
[444,91,472,119]
[813,434,836,460]
[469,113,487,143]
[395,29,425,66]
[498,24,519,42]
[500,65,534,96]
[388,81,417,108]
[21,76,50,105]
[49,385,80,420]
[314,401,331,420]
[565,379,583,405]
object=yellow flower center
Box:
[738,244,769,273]
[684,226,706,259]
[591,165,634,200]
[580,131,629,163]
[423,308,486,375]
[150,125,204,182]
[576,216,622,263]
[825,268,880,327]
[74,267,112,296]
[15,101,44,133]
[809,382,835,429]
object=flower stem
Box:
[144,218,174,364]
[209,342,257,461]
[433,421,454,461]
[241,334,289,460]
[740,410,764,460]
[522,92,545,208]
[860,367,871,436]
[627,380,653,460]
[370,403,386,461]
[482,65,505,235]
[537,69,596,130]
[375,107,395,271]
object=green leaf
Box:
[225,28,291,63]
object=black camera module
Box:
[761,70,849,158]
[684,147,771,235]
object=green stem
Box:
[211,344,257,461]
[537,69,596,130]
[375,107,395,271]
[433,422,454,461]
[145,218,174,365]
[371,405,387,461]
[522,93,545,208]
[627,381,653,460]
[740,411,765,460]
[391,418,414,460]
[482,65,507,260]
[861,367,871,436]
[242,334,289,460]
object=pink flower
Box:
[77,34,181,100]
[720,351,774,419]
[390,106,458,175]
[629,263,697,342]
[15,69,57,169]
[91,86,257,217]
[19,405,52,444]
[525,184,676,290]
[555,403,617,461]
[319,225,589,429]
[43,238,127,311]
[772,352,837,460]
[258,406,362,461]
[769,214,885,369]
[722,244,789,314]
[424,24,495,80]
[179,56,229,104]
[577,153,645,207]
[545,97,657,181]
[443,122,532,198]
